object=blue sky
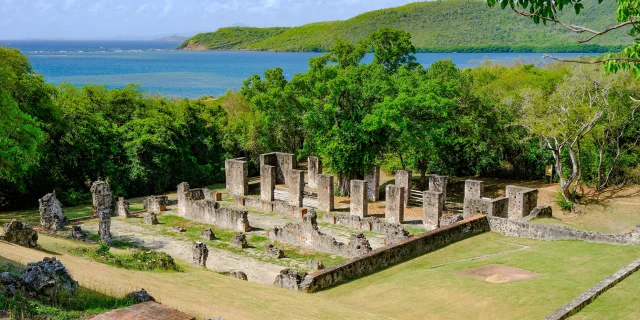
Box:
[0,0,421,40]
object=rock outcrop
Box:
[38,193,67,231]
[0,220,38,248]
[0,257,78,303]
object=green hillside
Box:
[179,0,627,52]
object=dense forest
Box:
[2,28,640,210]
[179,0,626,52]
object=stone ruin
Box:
[307,156,322,188]
[322,213,410,245]
[229,271,248,281]
[364,166,380,201]
[350,180,368,218]
[144,212,159,225]
[71,225,87,240]
[177,182,250,232]
[385,185,405,224]
[0,220,38,248]
[267,210,372,258]
[90,181,112,245]
[260,152,296,185]
[462,180,539,220]
[273,268,307,291]
[192,241,208,267]
[38,193,67,231]
[428,175,447,208]
[395,170,412,208]
[116,197,131,218]
[201,228,216,240]
[306,260,325,271]
[316,174,334,212]
[125,289,156,303]
[423,191,443,230]
[1,257,78,303]
[506,185,539,219]
[288,169,305,207]
[260,165,276,202]
[230,233,249,249]
[225,158,248,197]
[265,244,285,259]
[145,195,168,214]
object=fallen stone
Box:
[201,228,216,240]
[125,289,155,303]
[265,244,284,259]
[192,241,208,267]
[230,233,248,249]
[144,213,158,225]
[171,226,186,232]
[0,220,38,248]
[306,260,324,271]
[39,193,67,231]
[20,257,78,302]
[71,225,87,240]
[229,271,248,281]
[273,268,307,291]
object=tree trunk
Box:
[418,159,428,191]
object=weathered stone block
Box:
[288,169,304,207]
[39,193,67,231]
[316,174,334,212]
[230,233,248,249]
[423,191,443,229]
[177,182,189,216]
[192,241,208,267]
[144,213,158,225]
[201,228,216,240]
[71,225,86,240]
[260,152,296,185]
[364,166,380,201]
[0,220,38,248]
[306,260,325,271]
[91,181,113,244]
[527,205,553,220]
[307,156,322,188]
[225,159,248,197]
[273,269,307,291]
[178,183,251,232]
[350,180,368,218]
[385,185,404,224]
[506,186,539,220]
[464,180,484,200]
[260,165,276,202]
[429,175,447,208]
[395,170,412,207]
[229,271,248,281]
[116,197,131,218]
[265,244,285,259]
[146,195,168,214]
[463,197,509,218]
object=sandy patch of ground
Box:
[454,264,541,283]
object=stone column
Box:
[464,180,484,199]
[90,181,112,245]
[39,193,67,231]
[317,174,334,212]
[192,241,208,267]
[429,175,447,208]
[364,166,380,201]
[423,191,442,229]
[350,180,368,218]
[225,159,248,197]
[276,153,295,185]
[395,170,412,207]
[116,197,130,218]
[177,182,189,216]
[289,169,304,207]
[307,156,322,188]
[261,165,276,202]
[506,186,539,219]
[385,185,405,224]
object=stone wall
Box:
[422,191,442,229]
[316,174,334,212]
[288,169,304,207]
[322,213,410,245]
[234,196,308,219]
[177,182,250,232]
[307,156,321,188]
[364,166,380,201]
[225,159,248,196]
[463,197,509,218]
[506,186,538,219]
[146,195,168,214]
[267,212,372,258]
[350,180,367,218]
[260,165,276,202]
[385,185,404,224]
[429,175,447,208]
[395,170,412,207]
[464,180,484,199]
[260,152,296,185]
[296,215,491,292]
[488,216,640,245]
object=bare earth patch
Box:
[454,264,541,283]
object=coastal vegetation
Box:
[179,0,626,52]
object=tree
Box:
[369,28,419,73]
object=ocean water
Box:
[2,40,599,98]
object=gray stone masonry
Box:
[429,175,447,208]
[322,214,410,245]
[201,228,216,240]
[385,185,404,224]
[90,181,112,244]
[177,182,189,216]
[39,193,67,231]
[274,269,307,291]
[316,174,334,212]
[307,156,322,188]
[288,169,304,207]
[225,159,248,197]
[116,197,131,218]
[146,195,168,214]
[395,170,412,207]
[350,180,368,218]
[177,182,251,232]
[260,152,296,185]
[463,197,509,218]
[423,191,443,230]
[260,165,276,202]
[192,241,208,267]
[144,213,158,225]
[506,185,539,220]
[525,205,553,221]
[265,244,285,259]
[230,271,248,281]
[364,166,380,201]
[464,180,484,199]
[230,233,249,249]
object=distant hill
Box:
[155,35,189,41]
[178,0,627,52]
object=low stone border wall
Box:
[297,215,491,292]
[234,196,307,219]
[488,216,640,245]
[544,256,640,320]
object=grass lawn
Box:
[571,269,640,319]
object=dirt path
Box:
[0,238,386,320]
[81,220,284,285]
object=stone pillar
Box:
[506,186,539,219]
[317,174,334,212]
[464,180,484,199]
[177,182,189,216]
[225,159,248,197]
[395,170,412,207]
[289,169,304,207]
[39,193,67,231]
[192,241,208,267]
[429,175,447,208]
[364,166,380,201]
[260,165,276,202]
[147,195,168,214]
[90,181,112,245]
[307,156,322,188]
[350,180,368,218]
[385,185,405,224]
[423,191,443,229]
[116,197,130,218]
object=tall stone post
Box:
[289,169,304,207]
[225,159,248,197]
[350,180,368,218]
[364,166,380,201]
[317,174,334,212]
[385,185,405,224]
[192,241,208,267]
[90,181,112,245]
[395,170,412,207]
[307,156,322,188]
[39,193,67,231]
[464,180,484,200]
[423,191,443,230]
[116,197,130,218]
[261,165,276,202]
[506,186,539,219]
[429,175,447,208]
[177,182,189,216]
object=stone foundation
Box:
[316,174,334,212]
[350,180,367,218]
[395,170,412,207]
[322,213,410,245]
[177,182,251,232]
[364,166,380,201]
[385,185,404,224]
[225,159,248,196]
[234,196,308,219]
[307,156,322,188]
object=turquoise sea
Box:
[3,40,600,98]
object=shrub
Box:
[70,243,182,272]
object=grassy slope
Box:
[180,0,627,52]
